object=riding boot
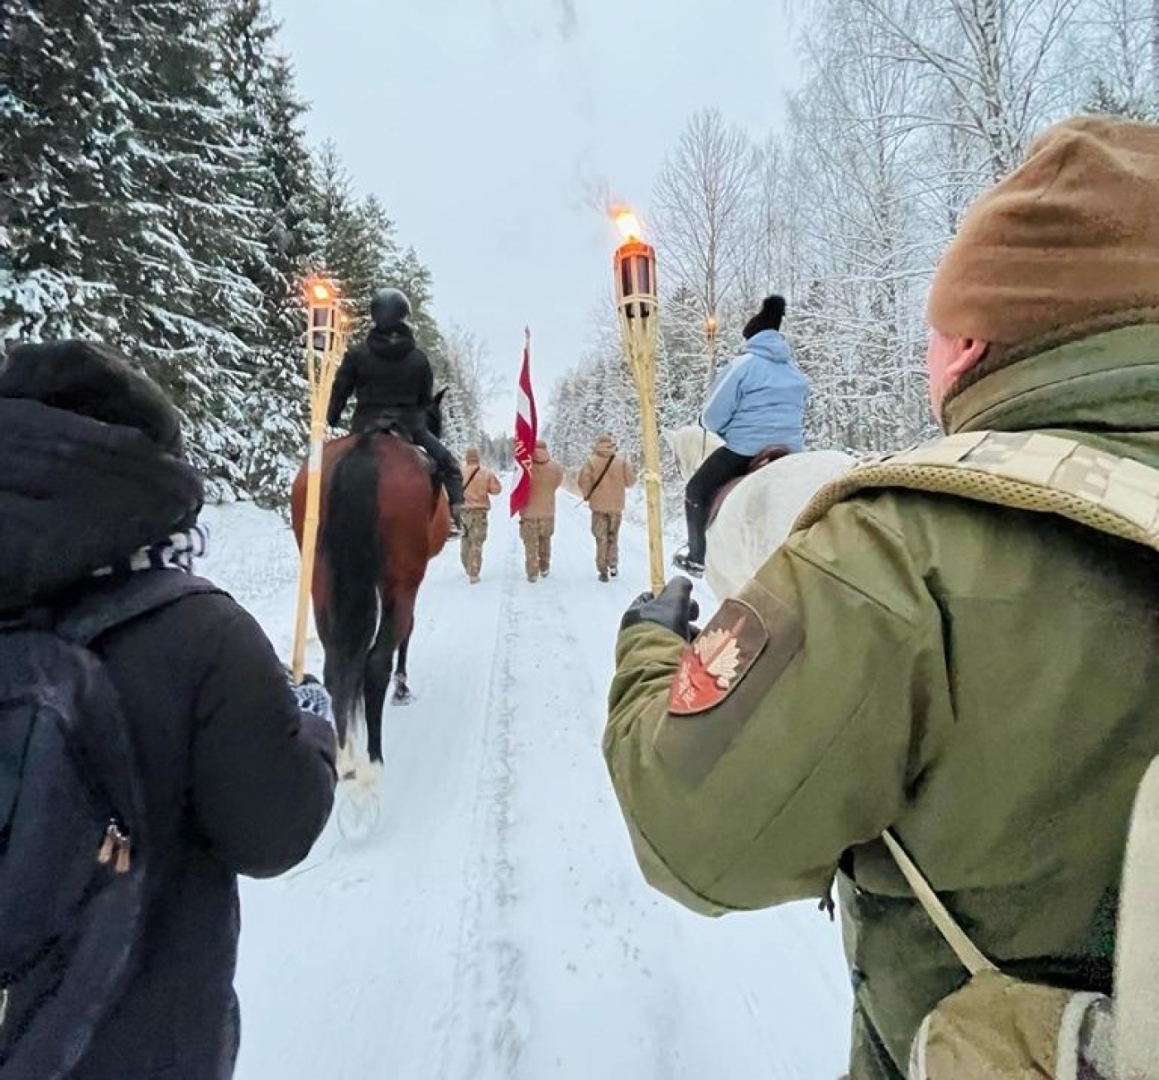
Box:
[440,467,465,534]
[685,494,709,565]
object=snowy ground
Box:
[200,490,852,1080]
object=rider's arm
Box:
[417,354,434,407]
[327,349,357,427]
[700,358,749,436]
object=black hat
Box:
[0,339,185,454]
[742,295,786,339]
[370,288,412,331]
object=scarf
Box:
[93,524,210,578]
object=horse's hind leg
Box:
[391,607,416,705]
[393,637,412,704]
[363,614,394,768]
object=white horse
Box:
[663,426,856,599]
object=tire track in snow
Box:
[436,521,529,1080]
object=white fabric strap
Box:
[881,829,997,977]
[1115,756,1159,1079]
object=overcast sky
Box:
[269,0,803,430]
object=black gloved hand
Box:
[283,667,334,726]
[620,577,701,641]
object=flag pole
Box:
[291,279,345,682]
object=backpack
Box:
[794,429,1159,1080]
[0,570,218,1079]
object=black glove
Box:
[620,577,701,641]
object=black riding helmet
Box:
[370,288,412,331]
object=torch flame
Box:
[613,207,643,243]
[310,281,332,303]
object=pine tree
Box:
[94,0,267,496]
[309,146,393,331]
[0,0,133,340]
[216,0,325,505]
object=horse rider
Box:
[673,295,810,577]
[327,287,465,532]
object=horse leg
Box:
[392,605,416,705]
[393,637,412,704]
[363,610,394,769]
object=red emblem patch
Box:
[667,599,768,716]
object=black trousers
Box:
[684,446,752,562]
[411,428,464,507]
[352,413,463,507]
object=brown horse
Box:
[290,393,451,778]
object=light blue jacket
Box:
[700,330,809,455]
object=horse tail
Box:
[319,433,382,741]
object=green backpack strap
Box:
[793,429,1159,555]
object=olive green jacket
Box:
[604,325,1159,1078]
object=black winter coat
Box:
[0,399,336,1079]
[327,324,434,432]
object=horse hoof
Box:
[336,741,358,781]
[356,759,384,790]
[392,688,415,706]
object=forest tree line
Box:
[549,0,1158,476]
[1,0,494,505]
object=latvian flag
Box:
[510,327,537,516]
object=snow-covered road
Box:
[201,494,852,1080]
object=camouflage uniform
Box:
[459,452,501,583]
[460,509,489,579]
[520,443,563,582]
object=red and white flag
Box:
[510,327,538,517]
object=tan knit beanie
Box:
[927,116,1159,348]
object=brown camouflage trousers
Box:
[519,517,554,580]
[459,508,490,579]
[590,511,623,574]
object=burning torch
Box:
[613,208,665,595]
[291,277,346,682]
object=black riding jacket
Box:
[327,325,434,433]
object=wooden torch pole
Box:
[291,280,345,681]
[614,217,664,596]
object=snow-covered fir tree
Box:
[0,0,134,341]
[217,0,323,506]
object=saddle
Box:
[706,445,793,527]
[359,417,437,474]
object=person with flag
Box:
[518,440,564,582]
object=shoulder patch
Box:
[667,599,769,716]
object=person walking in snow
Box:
[327,287,465,532]
[673,294,810,577]
[520,439,563,582]
[459,445,502,583]
[0,340,336,1079]
[604,116,1159,1079]
[578,433,636,582]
